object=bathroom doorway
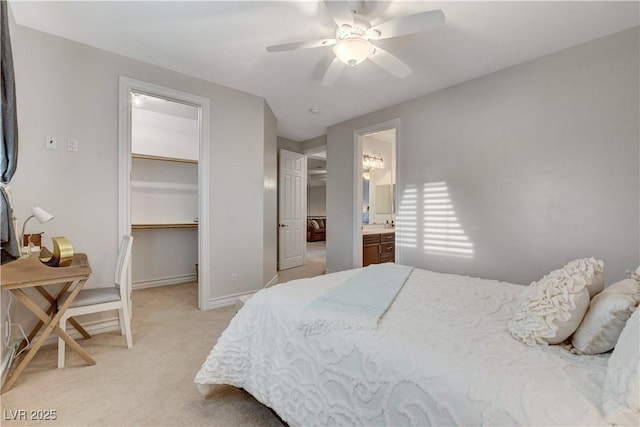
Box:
[354,121,398,267]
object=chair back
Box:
[114,235,134,295]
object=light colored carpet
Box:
[1,283,283,426]
[277,260,325,283]
[277,242,326,284]
[306,241,326,264]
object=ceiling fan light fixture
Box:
[333,37,374,67]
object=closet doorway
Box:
[118,77,211,311]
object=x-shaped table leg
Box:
[33,284,92,340]
[1,279,96,392]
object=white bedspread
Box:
[195,267,611,426]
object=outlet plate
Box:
[45,136,56,150]
[231,273,237,284]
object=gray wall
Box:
[9,22,276,310]
[277,136,303,153]
[277,134,327,153]
[302,135,327,152]
[263,101,278,286]
[327,27,639,285]
[308,185,327,217]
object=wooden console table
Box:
[1,253,96,392]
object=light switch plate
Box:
[45,136,56,150]
[67,139,78,152]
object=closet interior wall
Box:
[130,93,199,289]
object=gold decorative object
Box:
[40,236,74,267]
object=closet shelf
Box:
[132,153,198,164]
[131,181,197,191]
[132,223,198,230]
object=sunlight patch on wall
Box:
[396,184,418,248]
[423,182,474,258]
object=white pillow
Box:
[571,278,639,354]
[564,257,604,298]
[509,268,590,345]
[602,307,640,426]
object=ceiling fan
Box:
[266,0,445,86]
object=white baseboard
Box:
[265,274,278,288]
[235,292,257,311]
[133,274,197,290]
[206,294,242,310]
[205,289,263,310]
[202,274,278,310]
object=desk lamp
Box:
[20,207,54,256]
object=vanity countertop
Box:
[362,228,395,235]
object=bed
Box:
[195,266,618,426]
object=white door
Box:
[278,149,306,270]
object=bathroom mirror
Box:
[375,184,392,214]
[361,129,395,225]
[362,174,394,223]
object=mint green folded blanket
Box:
[299,263,413,334]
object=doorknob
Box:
[278,224,289,228]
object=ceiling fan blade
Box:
[368,9,444,40]
[323,0,354,28]
[368,46,412,79]
[266,38,336,52]
[322,57,345,86]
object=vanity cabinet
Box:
[363,231,395,266]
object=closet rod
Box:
[132,223,198,230]
[132,153,198,164]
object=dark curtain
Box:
[1,0,20,263]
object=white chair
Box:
[57,234,134,368]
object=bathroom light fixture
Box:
[20,207,54,256]
[333,37,375,67]
[363,154,384,169]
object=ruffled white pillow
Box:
[571,278,639,354]
[564,257,604,298]
[508,258,603,346]
[602,308,640,425]
[509,269,590,345]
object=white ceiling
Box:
[10,1,639,142]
